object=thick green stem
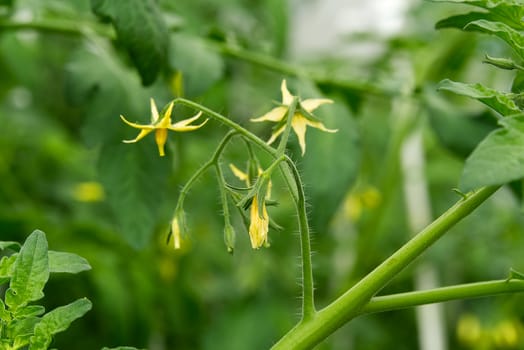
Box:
[360,279,524,315]
[0,18,114,38]
[212,42,392,97]
[285,156,316,319]
[272,185,500,350]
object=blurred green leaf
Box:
[438,79,521,116]
[5,230,49,310]
[0,255,16,284]
[512,70,524,92]
[436,12,493,30]
[98,142,170,249]
[435,0,524,30]
[13,305,45,318]
[461,114,524,190]
[300,90,360,231]
[102,347,143,350]
[48,251,91,274]
[30,298,92,350]
[425,89,495,158]
[465,20,524,59]
[0,241,20,251]
[65,41,146,148]
[9,316,40,347]
[90,0,169,85]
[169,34,225,97]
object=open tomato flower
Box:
[120,98,208,156]
[251,80,337,155]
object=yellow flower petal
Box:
[168,118,208,132]
[249,195,269,249]
[171,218,181,249]
[301,98,333,112]
[266,125,285,145]
[123,128,154,143]
[251,106,288,122]
[229,164,249,182]
[305,118,338,133]
[120,115,155,130]
[281,79,293,105]
[291,114,309,156]
[155,128,168,156]
[150,98,160,123]
[157,102,175,128]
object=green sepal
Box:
[483,54,524,70]
[508,268,524,280]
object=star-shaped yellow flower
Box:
[251,80,337,155]
[120,98,207,157]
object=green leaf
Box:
[90,0,169,85]
[0,241,20,251]
[0,298,9,322]
[48,251,91,274]
[438,79,521,116]
[5,230,49,310]
[65,42,147,148]
[435,1,524,30]
[460,114,524,190]
[8,317,40,347]
[98,142,170,248]
[169,34,225,97]
[512,70,524,92]
[13,305,45,318]
[29,298,92,350]
[436,12,494,30]
[0,254,17,284]
[465,20,524,59]
[102,347,144,350]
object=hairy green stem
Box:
[173,98,298,203]
[272,185,500,349]
[174,131,237,213]
[285,156,316,319]
[276,97,298,156]
[360,279,524,315]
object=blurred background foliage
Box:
[0,0,524,349]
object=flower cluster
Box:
[120,80,336,250]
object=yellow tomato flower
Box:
[230,163,272,249]
[251,80,337,155]
[120,98,207,156]
[249,195,269,249]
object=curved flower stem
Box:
[172,98,298,203]
[174,130,237,214]
[359,279,524,315]
[272,185,500,350]
[284,155,316,320]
